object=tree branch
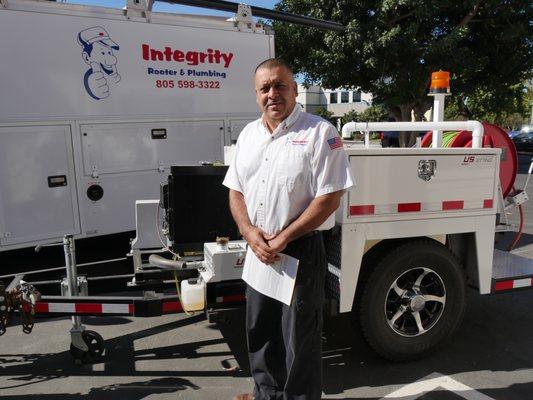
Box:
[386,10,416,28]
[457,2,481,28]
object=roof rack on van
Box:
[163,0,345,31]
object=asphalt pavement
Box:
[1,154,533,400]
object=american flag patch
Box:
[327,136,342,150]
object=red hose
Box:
[507,187,524,251]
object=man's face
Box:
[88,42,117,67]
[255,66,297,125]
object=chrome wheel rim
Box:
[385,267,446,337]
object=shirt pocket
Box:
[276,145,309,190]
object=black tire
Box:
[70,330,105,364]
[359,239,466,361]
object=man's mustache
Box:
[266,101,284,107]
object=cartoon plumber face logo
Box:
[77,27,121,100]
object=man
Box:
[381,117,399,148]
[223,58,354,400]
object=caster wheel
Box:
[70,330,105,364]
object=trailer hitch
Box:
[0,280,41,335]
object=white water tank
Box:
[181,278,206,311]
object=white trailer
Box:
[0,0,274,252]
[320,106,533,360]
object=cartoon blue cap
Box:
[78,26,119,50]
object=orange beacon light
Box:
[429,71,450,94]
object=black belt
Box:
[298,230,321,239]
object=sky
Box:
[66,0,279,18]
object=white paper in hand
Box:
[242,249,299,306]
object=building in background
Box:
[297,84,373,128]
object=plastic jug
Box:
[181,278,206,311]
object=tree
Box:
[445,83,531,129]
[313,106,336,124]
[358,105,390,123]
[274,1,532,121]
[340,109,359,126]
[340,105,389,125]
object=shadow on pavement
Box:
[2,281,533,399]
[0,313,241,393]
[320,287,533,400]
[0,377,198,399]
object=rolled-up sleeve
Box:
[223,139,243,193]
[312,124,355,197]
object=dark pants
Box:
[246,233,326,400]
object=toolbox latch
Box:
[418,160,437,181]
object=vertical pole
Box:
[63,235,82,329]
[63,235,78,297]
[431,94,446,148]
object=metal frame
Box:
[164,0,344,32]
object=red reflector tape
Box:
[443,200,464,210]
[32,302,133,315]
[484,199,493,208]
[162,301,183,313]
[494,278,533,291]
[495,281,514,291]
[222,295,246,303]
[350,205,375,215]
[398,203,421,213]
[76,303,102,314]
[34,303,49,313]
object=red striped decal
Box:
[162,301,183,313]
[128,304,134,314]
[495,281,514,291]
[442,201,464,210]
[222,295,246,303]
[75,303,102,314]
[350,205,375,215]
[484,199,494,208]
[398,203,421,213]
[34,302,49,313]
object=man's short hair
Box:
[254,58,294,76]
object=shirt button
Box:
[265,158,268,161]
[260,203,263,206]
[262,180,265,183]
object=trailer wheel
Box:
[70,330,105,364]
[359,239,465,361]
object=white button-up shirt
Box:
[223,104,354,235]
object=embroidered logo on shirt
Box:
[327,136,342,150]
[291,140,309,145]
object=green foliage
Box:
[340,109,359,125]
[445,83,531,129]
[340,105,389,125]
[274,0,532,122]
[358,105,390,123]
[313,106,336,124]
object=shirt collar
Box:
[261,103,302,137]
